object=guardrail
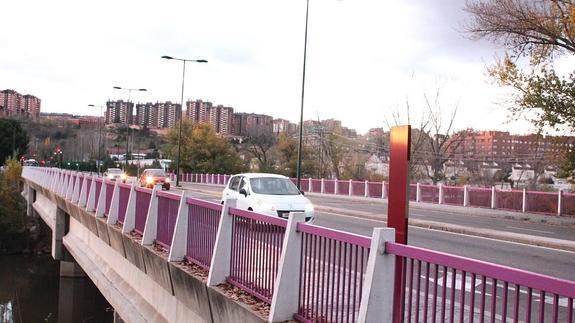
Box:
[174,172,574,217]
[22,167,575,323]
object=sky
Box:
[1,0,573,135]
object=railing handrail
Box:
[386,241,575,298]
[297,222,372,248]
[186,197,222,211]
[135,186,152,193]
[156,190,181,201]
[228,207,288,228]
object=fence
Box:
[21,168,575,323]
[228,207,287,304]
[295,223,371,323]
[117,183,131,224]
[177,172,574,217]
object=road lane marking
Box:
[506,226,553,234]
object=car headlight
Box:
[305,203,314,213]
[165,177,170,183]
[146,176,154,184]
[120,173,127,180]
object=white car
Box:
[104,168,127,182]
[222,173,314,223]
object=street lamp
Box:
[112,87,147,168]
[88,104,105,174]
[161,55,208,187]
[296,0,310,190]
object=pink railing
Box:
[104,180,115,217]
[295,224,371,323]
[496,189,523,211]
[324,180,336,194]
[351,181,365,197]
[387,242,575,323]
[94,178,103,208]
[409,184,417,201]
[443,185,464,205]
[337,180,350,195]
[134,187,152,234]
[367,182,383,198]
[117,183,131,224]
[84,176,93,198]
[228,207,287,304]
[185,197,222,269]
[156,191,181,250]
[420,184,439,203]
[468,187,492,208]
[562,193,575,216]
[526,191,558,214]
[311,179,322,193]
[300,179,310,192]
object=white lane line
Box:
[506,226,554,234]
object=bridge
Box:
[21,167,575,322]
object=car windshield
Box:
[249,177,300,195]
[107,169,122,174]
[147,170,166,176]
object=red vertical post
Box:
[387,125,411,323]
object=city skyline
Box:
[1,1,573,136]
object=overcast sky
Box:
[1,0,573,135]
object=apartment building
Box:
[231,112,273,137]
[135,102,180,128]
[106,100,133,124]
[0,89,41,119]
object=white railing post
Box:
[349,179,353,196]
[78,175,89,208]
[357,228,396,323]
[463,185,469,207]
[491,186,497,209]
[168,190,190,262]
[364,180,369,198]
[207,198,237,287]
[416,183,421,202]
[269,212,306,322]
[71,174,81,204]
[382,181,386,199]
[142,185,160,245]
[86,176,98,212]
[308,177,312,192]
[321,178,325,194]
[65,172,75,200]
[522,188,527,213]
[212,173,215,184]
[107,181,121,225]
[438,183,444,205]
[95,180,107,217]
[558,189,563,216]
[122,182,138,234]
[335,179,339,195]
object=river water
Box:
[0,254,113,323]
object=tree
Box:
[0,157,26,249]
[245,133,277,172]
[0,119,29,163]
[165,121,247,174]
[465,0,575,130]
[275,133,317,177]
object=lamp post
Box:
[112,87,147,168]
[296,0,310,190]
[161,55,208,187]
[88,104,105,174]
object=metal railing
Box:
[156,191,181,250]
[228,207,287,304]
[295,223,371,323]
[185,197,222,269]
[20,168,575,323]
[387,242,575,323]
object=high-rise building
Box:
[186,99,212,124]
[135,101,180,128]
[106,100,134,124]
[0,89,41,119]
[231,113,273,137]
[273,118,297,134]
[208,105,234,135]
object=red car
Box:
[139,169,171,190]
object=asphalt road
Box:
[177,183,575,281]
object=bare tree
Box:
[246,133,276,173]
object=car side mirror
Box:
[300,190,305,196]
[239,188,248,197]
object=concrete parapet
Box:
[141,245,175,295]
[168,263,212,322]
[122,234,147,273]
[207,286,266,323]
[107,224,127,258]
